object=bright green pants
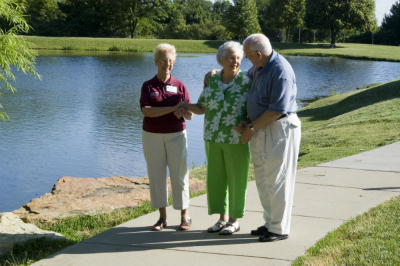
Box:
[205,141,250,219]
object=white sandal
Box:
[207,220,227,233]
[219,222,240,235]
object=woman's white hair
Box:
[154,43,176,61]
[243,34,272,56]
[216,41,243,65]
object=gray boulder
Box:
[0,212,65,255]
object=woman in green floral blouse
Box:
[182,41,252,235]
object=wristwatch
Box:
[249,123,256,131]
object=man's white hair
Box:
[216,41,244,65]
[243,34,272,56]
[154,43,176,61]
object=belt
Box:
[276,113,295,121]
[276,114,288,121]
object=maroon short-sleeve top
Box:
[140,75,191,133]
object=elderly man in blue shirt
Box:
[233,33,301,242]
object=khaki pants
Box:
[250,114,301,235]
[142,130,190,210]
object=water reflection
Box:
[1,51,400,212]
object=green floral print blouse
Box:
[197,69,252,144]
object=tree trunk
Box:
[129,19,137,39]
[286,26,290,42]
[330,26,337,48]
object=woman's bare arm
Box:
[141,102,182,117]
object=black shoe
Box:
[251,225,269,236]
[259,232,288,242]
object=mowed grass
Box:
[274,42,400,62]
[1,77,399,265]
[297,79,400,168]
[23,36,400,62]
[22,36,224,53]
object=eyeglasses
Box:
[244,51,257,59]
[228,56,240,62]
[158,59,174,64]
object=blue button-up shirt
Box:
[246,50,298,121]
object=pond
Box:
[1,50,400,212]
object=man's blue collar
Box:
[262,50,277,73]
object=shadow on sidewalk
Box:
[58,225,260,255]
[363,187,400,191]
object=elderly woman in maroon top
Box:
[140,43,193,231]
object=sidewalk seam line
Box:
[315,165,400,173]
[80,241,292,262]
[296,182,400,192]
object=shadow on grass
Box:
[202,41,331,51]
[203,40,226,50]
[297,80,400,122]
[272,42,344,51]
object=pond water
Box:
[1,50,400,212]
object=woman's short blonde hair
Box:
[216,41,243,65]
[154,43,177,61]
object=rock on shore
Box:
[13,176,206,224]
[0,212,65,255]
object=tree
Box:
[23,0,64,35]
[224,0,261,40]
[380,1,400,45]
[263,0,305,42]
[305,0,376,46]
[211,0,231,21]
[124,0,172,38]
[0,0,40,120]
[175,0,212,25]
[159,10,187,39]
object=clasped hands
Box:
[233,123,255,144]
[174,101,190,119]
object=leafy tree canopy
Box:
[224,0,261,40]
[0,0,39,120]
[305,0,376,46]
[264,0,305,42]
[381,1,400,45]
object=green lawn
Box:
[23,36,400,62]
[22,36,225,53]
[274,42,400,62]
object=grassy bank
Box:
[23,36,224,54]
[1,78,399,266]
[293,78,400,265]
[24,36,400,62]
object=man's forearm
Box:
[252,110,283,130]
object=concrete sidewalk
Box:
[32,142,400,266]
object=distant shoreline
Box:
[23,36,400,62]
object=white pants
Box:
[250,114,301,235]
[142,130,190,210]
